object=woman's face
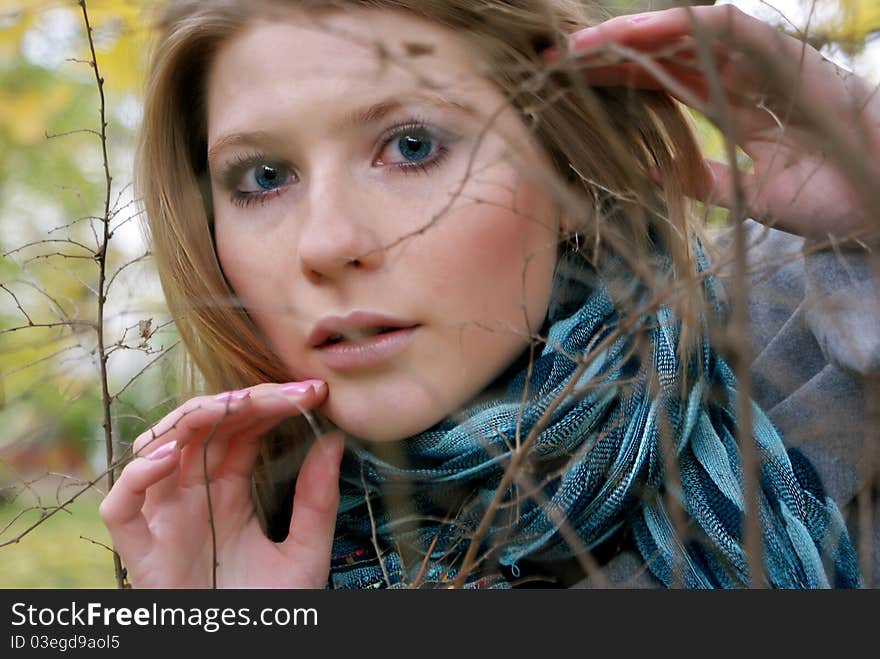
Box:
[207,8,562,441]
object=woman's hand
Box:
[552,5,880,240]
[99,380,342,588]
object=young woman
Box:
[99,0,879,588]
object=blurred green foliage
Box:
[1,0,175,587]
[0,497,115,588]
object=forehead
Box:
[205,8,489,136]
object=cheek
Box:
[433,178,559,325]
[215,230,251,298]
[213,223,293,337]
[214,231,237,280]
[215,220,283,289]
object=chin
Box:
[318,390,453,443]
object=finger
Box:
[684,159,774,225]
[568,6,790,56]
[566,56,778,142]
[134,391,255,501]
[280,431,344,587]
[561,7,814,107]
[542,8,696,64]
[134,381,321,484]
[649,157,751,210]
[552,33,729,114]
[131,391,253,458]
[99,442,181,561]
[649,157,726,206]
[177,380,329,488]
[571,59,709,100]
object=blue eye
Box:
[222,156,294,208]
[239,162,290,192]
[378,122,454,174]
[396,134,433,162]
[251,163,288,190]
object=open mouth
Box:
[321,326,408,347]
[313,323,419,370]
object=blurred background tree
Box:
[0,0,174,587]
[0,0,876,587]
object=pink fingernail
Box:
[147,441,176,461]
[627,14,652,24]
[281,379,325,395]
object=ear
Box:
[557,200,591,239]
[558,208,576,237]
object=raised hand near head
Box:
[548,5,880,241]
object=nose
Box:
[297,173,385,283]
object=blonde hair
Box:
[137,0,711,536]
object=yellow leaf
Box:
[0,4,34,60]
[806,0,880,54]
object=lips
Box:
[321,326,399,346]
[307,310,419,348]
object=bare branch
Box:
[45,127,102,140]
[0,283,35,326]
[76,0,126,588]
[105,251,152,297]
[110,341,179,401]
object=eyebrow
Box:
[207,92,474,166]
[337,92,474,130]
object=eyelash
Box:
[382,120,450,176]
[226,119,452,209]
[223,151,293,209]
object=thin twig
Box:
[687,6,764,589]
[361,463,392,588]
[76,0,125,589]
[0,283,35,325]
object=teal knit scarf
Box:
[328,241,861,589]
